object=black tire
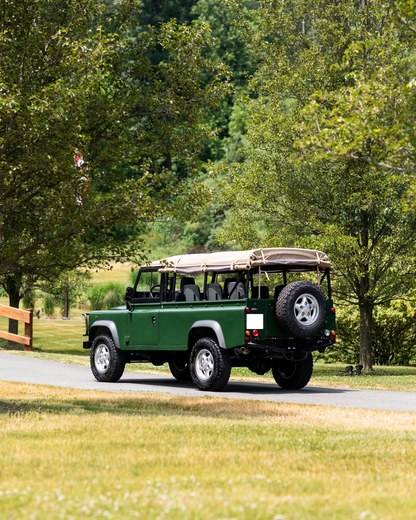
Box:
[275,281,327,338]
[168,360,192,381]
[272,354,313,389]
[90,333,125,382]
[189,337,231,391]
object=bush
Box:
[22,291,36,309]
[372,301,416,365]
[87,283,125,310]
[43,293,56,318]
[319,301,416,366]
[103,289,124,309]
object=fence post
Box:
[24,309,33,352]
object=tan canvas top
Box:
[149,248,332,274]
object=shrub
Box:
[43,293,56,318]
[103,289,124,309]
[22,291,36,309]
[87,283,125,310]
[319,301,416,366]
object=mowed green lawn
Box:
[1,381,416,520]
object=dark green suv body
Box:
[83,248,336,390]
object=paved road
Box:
[1,352,415,412]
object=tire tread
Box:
[275,281,326,338]
[90,333,125,382]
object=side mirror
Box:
[125,287,134,310]
[125,287,134,301]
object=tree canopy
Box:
[221,0,416,369]
[0,0,230,329]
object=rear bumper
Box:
[246,338,334,354]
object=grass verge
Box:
[1,381,416,520]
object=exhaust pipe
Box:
[235,346,251,356]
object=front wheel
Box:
[91,334,125,382]
[272,354,313,389]
[190,337,231,391]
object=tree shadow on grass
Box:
[0,388,314,419]
[118,375,348,396]
[0,401,23,415]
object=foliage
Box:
[43,294,56,319]
[40,270,92,315]
[220,0,416,369]
[193,0,256,164]
[331,300,416,366]
[0,0,231,327]
[22,291,36,310]
[135,0,198,28]
[87,282,125,310]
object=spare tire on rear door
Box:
[275,281,327,338]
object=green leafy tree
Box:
[221,0,416,369]
[136,0,198,27]
[0,0,230,334]
[193,0,256,163]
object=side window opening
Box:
[211,272,247,300]
[249,269,282,300]
[174,275,203,302]
[248,269,330,299]
[133,270,162,300]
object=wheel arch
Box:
[188,320,226,350]
[90,321,121,349]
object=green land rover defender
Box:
[83,248,336,391]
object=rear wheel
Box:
[272,354,313,389]
[91,333,125,382]
[190,337,231,391]
[169,360,192,381]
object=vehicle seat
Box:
[181,277,201,301]
[206,283,223,301]
[183,285,201,301]
[224,278,237,298]
[274,285,285,299]
[252,286,270,299]
[174,291,186,302]
[181,277,196,290]
[227,281,246,299]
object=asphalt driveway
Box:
[1,352,415,412]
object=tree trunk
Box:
[359,302,373,370]
[63,287,69,318]
[6,273,22,337]
[357,210,373,370]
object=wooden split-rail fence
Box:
[0,304,33,351]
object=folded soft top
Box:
[148,247,333,274]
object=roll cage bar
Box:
[127,266,332,304]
